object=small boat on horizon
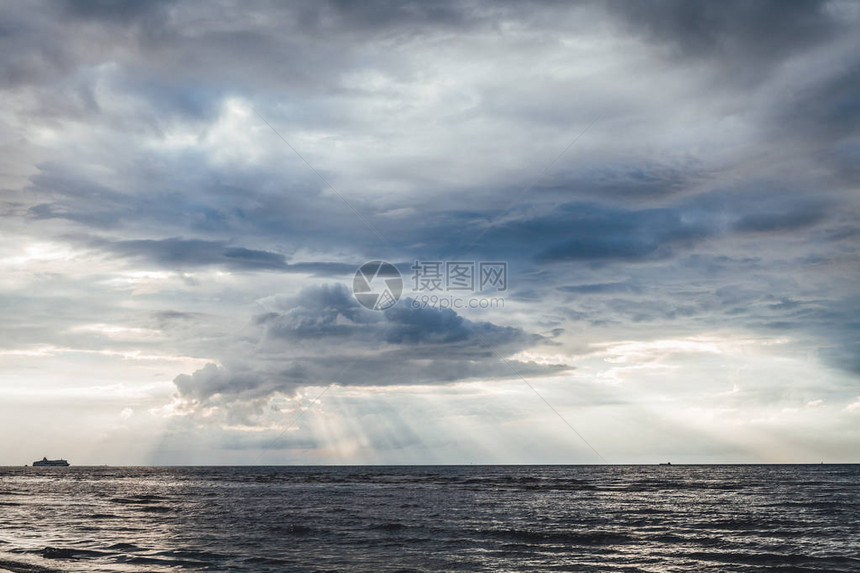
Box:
[32,457,69,467]
[659,462,672,466]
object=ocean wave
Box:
[1,465,857,572]
[0,557,64,573]
[481,528,633,546]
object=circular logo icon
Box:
[353,260,403,311]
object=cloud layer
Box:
[1,0,858,463]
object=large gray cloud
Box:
[173,283,565,420]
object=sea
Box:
[0,465,857,572]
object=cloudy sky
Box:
[1,0,858,465]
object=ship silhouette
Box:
[32,457,69,467]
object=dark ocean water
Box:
[0,465,857,572]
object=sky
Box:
[1,0,859,465]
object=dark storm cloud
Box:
[758,296,860,376]
[58,0,479,31]
[383,304,522,346]
[31,151,831,277]
[90,237,355,275]
[259,284,542,356]
[26,160,309,234]
[533,161,710,203]
[97,237,289,271]
[26,162,220,231]
[11,0,854,262]
[534,203,707,263]
[0,0,491,126]
[24,158,387,261]
[3,0,856,145]
[474,189,833,264]
[607,0,842,72]
[775,63,860,143]
[558,282,641,295]
[256,283,376,339]
[59,0,174,22]
[174,283,563,407]
[733,206,829,234]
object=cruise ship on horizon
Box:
[32,457,69,467]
